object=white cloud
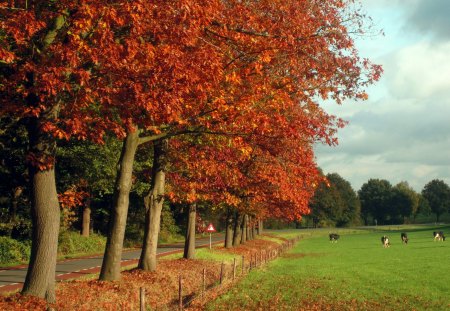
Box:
[386,41,450,99]
[314,0,450,193]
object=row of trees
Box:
[0,0,380,303]
[308,175,450,227]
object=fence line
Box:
[139,236,301,310]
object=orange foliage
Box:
[58,184,89,228]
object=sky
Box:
[314,0,450,192]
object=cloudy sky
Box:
[315,0,450,192]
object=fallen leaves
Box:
[0,237,285,310]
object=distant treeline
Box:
[302,173,450,227]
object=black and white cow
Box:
[433,231,446,241]
[329,233,340,243]
[381,235,390,248]
[401,232,408,244]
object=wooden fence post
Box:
[202,268,206,299]
[140,287,145,311]
[220,261,224,284]
[233,258,236,280]
[179,275,183,311]
[242,255,245,274]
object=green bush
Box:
[0,222,14,236]
[124,222,144,248]
[124,203,183,247]
[58,231,106,256]
[0,220,32,240]
[159,204,182,243]
[0,236,30,265]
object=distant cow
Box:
[329,233,340,243]
[381,235,390,248]
[401,232,408,244]
[433,231,446,241]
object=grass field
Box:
[207,225,450,310]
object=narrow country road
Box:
[0,234,224,294]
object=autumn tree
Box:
[1,0,381,300]
[1,1,101,301]
[1,0,205,296]
[162,0,381,251]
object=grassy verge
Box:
[0,233,293,310]
[161,247,238,262]
[207,225,450,311]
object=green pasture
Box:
[207,225,450,310]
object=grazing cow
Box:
[329,233,340,243]
[401,232,408,244]
[433,231,446,241]
[381,235,390,248]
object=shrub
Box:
[58,231,106,256]
[124,222,144,248]
[0,236,30,265]
[124,203,183,247]
[159,204,182,243]
[10,221,32,240]
[0,223,14,237]
[0,220,32,240]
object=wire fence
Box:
[138,236,301,310]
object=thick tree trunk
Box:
[21,12,68,303]
[224,209,234,248]
[22,118,60,303]
[258,219,263,235]
[183,202,196,259]
[138,139,168,271]
[232,213,243,247]
[241,214,248,244]
[99,130,140,281]
[81,197,91,237]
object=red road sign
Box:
[206,223,216,232]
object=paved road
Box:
[0,234,224,294]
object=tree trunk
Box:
[21,12,68,303]
[81,196,91,237]
[247,216,252,241]
[183,202,196,259]
[251,219,256,239]
[241,214,248,244]
[224,209,234,248]
[138,139,168,271]
[232,213,243,247]
[9,187,23,222]
[258,219,263,235]
[22,117,60,303]
[99,130,140,281]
